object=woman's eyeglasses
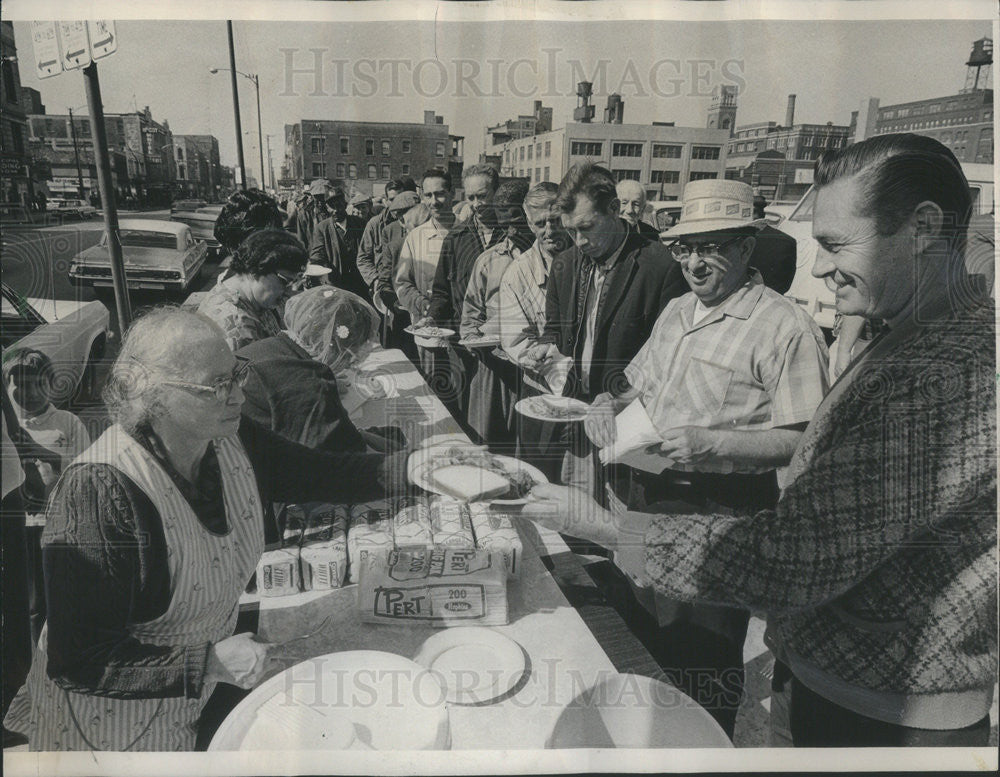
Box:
[159,356,252,402]
[666,235,745,262]
[274,270,304,288]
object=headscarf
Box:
[282,286,380,371]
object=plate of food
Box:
[458,334,502,348]
[413,627,528,705]
[408,443,547,504]
[515,394,591,422]
[404,325,456,347]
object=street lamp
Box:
[210,65,265,192]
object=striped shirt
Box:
[625,272,829,472]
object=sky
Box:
[10,15,994,172]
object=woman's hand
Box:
[205,633,273,689]
[520,483,619,546]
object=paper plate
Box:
[408,443,548,504]
[209,651,450,751]
[546,673,733,749]
[458,336,502,348]
[515,394,590,422]
[414,627,528,705]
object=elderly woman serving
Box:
[3,308,406,751]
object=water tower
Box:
[574,81,595,123]
[962,37,993,92]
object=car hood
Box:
[24,296,107,324]
[74,244,185,268]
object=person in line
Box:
[284,178,333,249]
[356,177,418,296]
[460,179,536,447]
[497,182,572,479]
[375,193,425,357]
[3,308,409,751]
[4,349,93,642]
[616,179,659,240]
[522,134,996,748]
[524,163,688,503]
[309,186,370,301]
[212,188,285,258]
[197,229,307,351]
[583,179,829,738]
[348,192,373,223]
[424,164,506,416]
[394,169,458,380]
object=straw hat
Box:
[661,179,767,238]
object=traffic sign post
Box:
[58,21,92,71]
[31,20,117,79]
[89,21,117,59]
[31,21,62,79]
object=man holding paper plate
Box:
[560,178,829,738]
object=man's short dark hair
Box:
[213,188,285,252]
[3,347,54,385]
[229,228,308,277]
[462,164,499,191]
[555,163,618,215]
[421,168,452,192]
[814,133,972,244]
[494,178,530,209]
[387,177,418,195]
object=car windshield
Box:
[107,230,179,249]
[788,187,817,222]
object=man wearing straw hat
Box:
[577,177,829,738]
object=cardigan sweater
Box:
[640,299,997,727]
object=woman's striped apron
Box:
[4,425,264,751]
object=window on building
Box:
[177,147,184,160]
[650,170,679,184]
[688,171,718,181]
[505,150,510,164]
[311,136,325,155]
[401,163,410,175]
[381,163,391,179]
[527,145,533,160]
[402,139,411,153]
[544,166,550,181]
[545,141,551,157]
[340,137,349,154]
[367,163,377,179]
[652,143,682,158]
[2,62,17,104]
[381,140,391,156]
[312,162,327,177]
[929,103,941,114]
[612,142,643,157]
[336,163,346,178]
[519,146,525,160]
[570,141,603,156]
[535,167,541,180]
[613,169,641,182]
[365,138,375,156]
[10,123,23,155]
[178,167,186,180]
[897,108,910,118]
[691,145,721,160]
[348,163,358,178]
[436,142,445,157]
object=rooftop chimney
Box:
[785,94,796,127]
[424,110,436,125]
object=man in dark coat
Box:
[309,186,370,302]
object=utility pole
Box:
[266,133,275,190]
[68,106,86,199]
[226,21,247,190]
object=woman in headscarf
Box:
[3,308,407,751]
[197,229,307,351]
[236,286,400,453]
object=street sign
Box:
[30,21,62,79]
[88,21,117,60]
[58,21,92,71]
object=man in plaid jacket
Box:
[523,133,997,747]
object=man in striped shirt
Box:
[583,179,829,738]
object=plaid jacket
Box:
[642,300,997,699]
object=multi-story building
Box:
[19,87,45,117]
[1,21,31,206]
[486,101,553,149]
[848,39,994,164]
[173,134,222,200]
[497,91,731,201]
[282,111,463,196]
[28,107,177,206]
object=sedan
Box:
[52,198,98,220]
[68,219,208,292]
[170,204,225,258]
[1,282,111,406]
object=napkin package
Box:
[358,548,508,626]
[468,503,522,578]
[428,495,476,548]
[256,547,301,597]
[392,497,435,549]
[301,516,348,591]
[347,507,394,584]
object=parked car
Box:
[768,161,994,331]
[170,198,208,216]
[1,282,111,406]
[646,201,683,234]
[68,219,208,292]
[170,204,225,258]
[52,198,98,220]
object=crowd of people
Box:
[1,131,995,751]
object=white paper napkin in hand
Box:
[599,398,674,474]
